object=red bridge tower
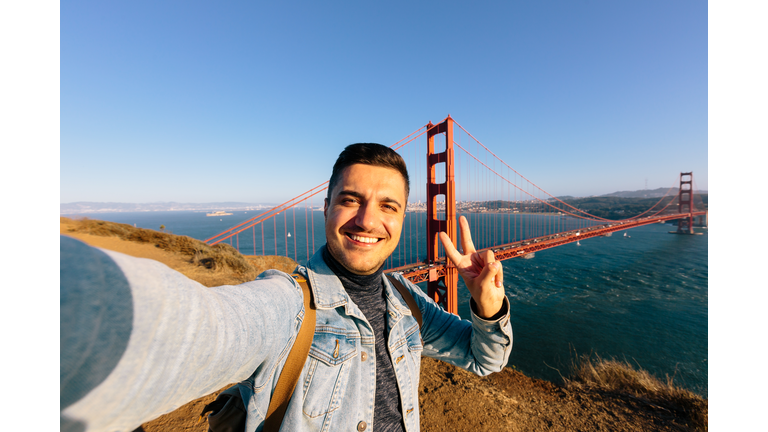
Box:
[425,116,459,315]
[676,172,695,234]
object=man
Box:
[60,143,513,432]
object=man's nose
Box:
[355,203,378,230]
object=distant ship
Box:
[206,211,233,217]
[287,232,292,237]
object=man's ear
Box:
[323,198,329,219]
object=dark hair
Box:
[327,143,410,200]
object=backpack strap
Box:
[204,272,417,432]
[385,274,422,328]
[263,274,316,432]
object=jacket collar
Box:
[302,247,412,316]
[303,247,349,310]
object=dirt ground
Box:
[418,357,701,432]
[126,355,701,432]
[61,220,705,431]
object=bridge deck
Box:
[387,212,707,284]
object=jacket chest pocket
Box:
[401,322,424,396]
[398,321,423,360]
[404,322,423,354]
[301,329,357,418]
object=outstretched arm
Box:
[60,235,302,432]
[439,215,506,319]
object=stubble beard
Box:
[325,239,386,276]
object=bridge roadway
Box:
[387,211,707,284]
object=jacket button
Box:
[361,351,368,362]
[357,421,367,431]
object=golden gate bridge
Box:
[205,116,707,314]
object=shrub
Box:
[565,353,707,431]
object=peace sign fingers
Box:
[439,216,476,271]
[438,215,506,319]
[457,216,477,257]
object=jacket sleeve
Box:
[391,273,513,376]
[60,235,304,432]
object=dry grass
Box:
[61,216,258,280]
[243,255,300,276]
[565,354,708,431]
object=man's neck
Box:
[321,246,384,290]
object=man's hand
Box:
[439,216,506,319]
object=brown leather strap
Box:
[264,274,316,432]
[386,274,422,328]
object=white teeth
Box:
[349,234,379,244]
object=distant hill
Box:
[62,188,708,214]
[60,201,276,214]
[598,188,707,198]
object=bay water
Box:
[63,210,707,397]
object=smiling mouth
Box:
[346,233,381,244]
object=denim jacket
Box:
[238,250,513,432]
[59,237,512,432]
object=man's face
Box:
[324,163,407,275]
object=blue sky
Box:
[60,1,707,203]
[5,3,768,427]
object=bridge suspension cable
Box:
[204,116,704,295]
[452,119,682,223]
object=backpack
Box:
[200,273,421,432]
